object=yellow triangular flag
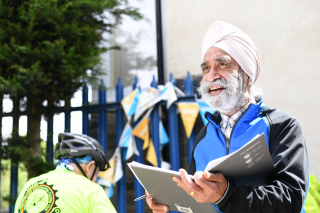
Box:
[177,103,199,138]
[98,148,123,184]
[142,132,150,150]
[99,159,115,182]
[132,117,150,150]
[146,139,158,167]
[122,89,137,105]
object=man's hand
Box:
[146,192,169,213]
[172,169,228,203]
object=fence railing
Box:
[0,72,197,213]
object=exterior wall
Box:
[164,0,320,178]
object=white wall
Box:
[164,0,320,178]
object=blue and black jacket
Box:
[188,97,309,213]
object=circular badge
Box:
[20,183,59,213]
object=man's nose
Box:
[204,66,220,82]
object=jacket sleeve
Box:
[217,111,309,213]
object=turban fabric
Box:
[202,21,261,83]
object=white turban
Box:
[202,21,261,83]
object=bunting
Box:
[121,88,141,121]
[132,117,150,150]
[160,120,169,148]
[146,139,158,167]
[134,88,158,121]
[98,148,123,184]
[159,82,178,109]
[134,83,177,121]
[132,107,153,150]
[119,123,140,160]
[99,81,205,198]
[177,102,199,138]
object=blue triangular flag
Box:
[108,184,114,198]
[128,89,141,117]
[160,121,169,148]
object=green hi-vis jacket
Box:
[305,175,320,213]
[14,168,117,213]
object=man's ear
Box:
[84,161,95,173]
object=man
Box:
[147,21,309,213]
[14,133,117,213]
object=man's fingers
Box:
[146,196,168,212]
[172,169,203,197]
[149,202,168,212]
[197,171,227,190]
[204,171,225,182]
[194,173,218,191]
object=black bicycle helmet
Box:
[54,133,110,172]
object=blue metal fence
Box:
[1,72,197,213]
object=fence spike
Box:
[118,77,123,85]
[117,78,124,102]
[151,75,157,88]
[184,71,193,95]
[132,76,138,90]
[170,73,176,86]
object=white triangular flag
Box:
[134,89,159,121]
[121,88,141,121]
[125,134,140,160]
[98,148,123,184]
[159,82,178,109]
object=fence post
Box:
[9,98,19,213]
[65,100,71,133]
[150,76,161,167]
[82,86,89,135]
[132,76,145,213]
[184,72,197,163]
[98,80,107,152]
[46,113,54,163]
[116,78,126,213]
[168,73,180,171]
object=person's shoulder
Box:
[262,105,304,142]
[68,175,104,191]
[25,170,55,183]
[262,106,299,125]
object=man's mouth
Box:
[209,86,225,92]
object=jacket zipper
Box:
[206,103,252,155]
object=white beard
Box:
[198,72,248,114]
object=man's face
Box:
[198,46,249,114]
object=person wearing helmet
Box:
[14,133,117,213]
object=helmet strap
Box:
[90,162,100,181]
[70,158,87,179]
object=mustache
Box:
[198,78,229,94]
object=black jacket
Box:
[188,106,309,213]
